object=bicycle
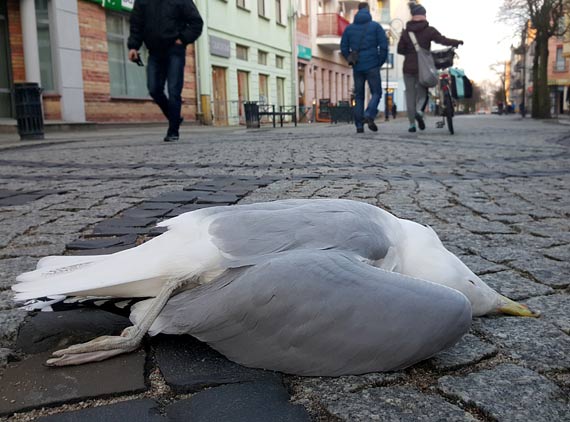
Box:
[432,47,457,135]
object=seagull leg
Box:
[46,278,186,366]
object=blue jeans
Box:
[147,44,186,135]
[353,67,382,129]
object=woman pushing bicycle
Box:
[397,2,463,133]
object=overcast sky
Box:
[419,0,518,84]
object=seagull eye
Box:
[468,279,476,285]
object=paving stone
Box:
[0,194,44,206]
[525,293,570,334]
[66,235,138,250]
[288,372,405,397]
[313,386,477,422]
[0,347,14,367]
[473,317,570,371]
[66,245,135,256]
[165,203,222,217]
[16,309,132,354]
[147,191,204,204]
[153,335,280,393]
[429,333,497,370]
[121,207,171,219]
[509,257,570,288]
[36,399,164,422]
[195,193,240,204]
[0,309,28,348]
[480,270,554,301]
[438,364,570,422]
[139,202,179,210]
[91,226,151,236]
[94,217,156,228]
[166,381,310,422]
[0,350,147,415]
[457,254,508,274]
[0,256,38,289]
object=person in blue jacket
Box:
[341,3,388,133]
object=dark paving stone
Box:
[195,193,240,204]
[66,235,137,250]
[95,217,156,228]
[122,207,171,219]
[429,334,497,370]
[148,226,168,236]
[0,350,147,415]
[37,399,164,422]
[438,364,570,422]
[140,202,179,211]
[91,226,151,236]
[166,381,310,422]
[147,191,207,204]
[153,335,280,393]
[165,203,224,217]
[0,194,43,206]
[0,189,17,199]
[183,184,221,192]
[16,309,132,354]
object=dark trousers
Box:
[147,44,186,135]
[353,66,382,129]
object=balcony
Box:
[316,13,350,50]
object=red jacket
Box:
[397,20,461,75]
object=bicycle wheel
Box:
[444,92,454,134]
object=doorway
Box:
[212,66,228,126]
[0,1,13,118]
[237,70,249,125]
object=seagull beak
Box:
[497,296,540,317]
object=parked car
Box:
[491,106,499,114]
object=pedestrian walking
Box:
[397,3,462,133]
[128,0,203,142]
[392,102,397,119]
[341,2,388,134]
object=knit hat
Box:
[410,4,426,16]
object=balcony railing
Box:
[317,13,350,37]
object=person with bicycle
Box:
[397,3,463,133]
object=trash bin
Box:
[244,101,260,129]
[14,83,44,140]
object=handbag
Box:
[346,23,371,66]
[408,31,438,87]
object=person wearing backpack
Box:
[397,3,462,133]
[341,3,388,134]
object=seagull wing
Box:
[144,250,471,376]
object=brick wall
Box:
[78,0,198,123]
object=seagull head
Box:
[397,221,540,317]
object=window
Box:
[259,74,269,103]
[237,0,246,9]
[276,55,284,68]
[258,50,268,65]
[258,0,266,17]
[275,0,283,24]
[36,0,55,92]
[555,46,566,72]
[298,0,307,16]
[276,77,285,106]
[236,44,249,61]
[106,12,149,97]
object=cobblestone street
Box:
[0,115,569,421]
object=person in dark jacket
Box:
[341,3,388,134]
[128,0,203,142]
[397,3,462,133]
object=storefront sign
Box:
[85,0,133,12]
[209,35,231,58]
[297,45,312,60]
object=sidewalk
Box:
[0,115,569,421]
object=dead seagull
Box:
[13,199,537,370]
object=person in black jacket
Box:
[397,3,461,133]
[128,0,203,142]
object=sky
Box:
[419,0,519,84]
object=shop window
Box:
[236,44,249,61]
[35,0,55,92]
[106,12,148,98]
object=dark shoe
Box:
[356,128,364,133]
[415,113,425,130]
[163,134,179,142]
[364,117,378,132]
[408,126,417,133]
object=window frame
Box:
[236,44,249,61]
[35,0,56,93]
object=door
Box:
[212,66,228,126]
[237,70,249,124]
[0,1,13,117]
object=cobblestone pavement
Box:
[0,115,568,421]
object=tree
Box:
[490,62,508,107]
[500,0,570,118]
